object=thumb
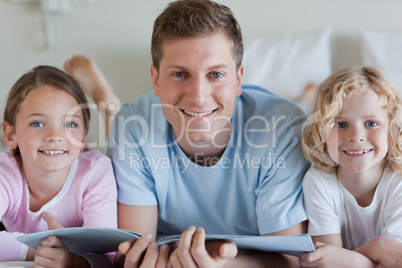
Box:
[41,235,66,248]
[42,212,63,230]
[314,241,326,249]
[219,242,238,258]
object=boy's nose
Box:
[348,126,365,142]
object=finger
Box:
[42,212,63,230]
[123,233,153,268]
[41,235,66,248]
[190,227,209,264]
[177,226,197,268]
[314,241,326,249]
[156,244,170,268]
[299,250,321,264]
[168,248,184,268]
[140,242,159,268]
[34,251,54,267]
[219,241,237,258]
[118,239,137,255]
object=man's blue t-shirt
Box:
[108,84,309,236]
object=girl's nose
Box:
[45,125,64,142]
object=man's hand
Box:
[167,226,238,268]
[118,233,169,268]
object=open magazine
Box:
[17,227,315,257]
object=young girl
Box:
[0,66,117,267]
[301,66,402,267]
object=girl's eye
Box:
[66,122,77,128]
[212,72,222,78]
[336,122,347,128]
[174,72,184,78]
[366,121,378,127]
[31,122,44,127]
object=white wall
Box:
[1,0,402,143]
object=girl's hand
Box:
[42,211,63,230]
[35,235,90,268]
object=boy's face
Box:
[327,90,389,178]
[151,32,243,157]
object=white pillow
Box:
[362,30,402,90]
[242,28,332,100]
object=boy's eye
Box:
[366,121,378,127]
[174,72,184,78]
[336,122,347,128]
[66,122,77,128]
[31,122,44,127]
[212,72,222,78]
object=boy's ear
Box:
[2,122,17,150]
[150,64,160,97]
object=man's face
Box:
[151,32,243,158]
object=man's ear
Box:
[236,64,244,97]
[2,122,17,150]
[150,64,160,97]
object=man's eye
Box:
[337,122,347,128]
[366,121,378,127]
[212,72,222,78]
[174,72,184,78]
[31,122,44,127]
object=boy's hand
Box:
[300,242,374,268]
[167,226,238,268]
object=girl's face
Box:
[327,90,389,177]
[8,86,87,178]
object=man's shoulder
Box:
[118,91,161,117]
[240,84,306,118]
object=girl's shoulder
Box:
[0,151,21,172]
[78,148,111,164]
[0,151,24,189]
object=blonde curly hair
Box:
[302,65,402,173]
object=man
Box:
[69,0,310,266]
